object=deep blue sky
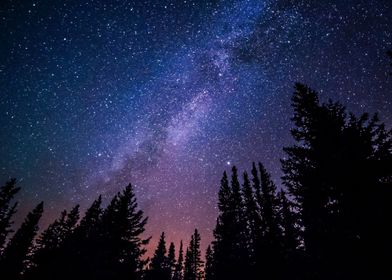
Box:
[1,0,391,252]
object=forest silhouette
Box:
[0,54,391,280]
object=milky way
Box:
[1,0,392,253]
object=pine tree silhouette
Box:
[282,83,392,279]
[212,171,233,280]
[241,171,259,275]
[31,185,149,280]
[97,184,149,280]
[278,190,298,252]
[0,178,20,251]
[147,232,171,280]
[27,205,80,279]
[168,242,176,279]
[0,201,43,279]
[212,167,251,280]
[256,163,283,279]
[204,245,214,280]
[184,229,203,280]
[173,240,184,280]
[76,195,102,238]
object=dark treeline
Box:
[1,55,392,279]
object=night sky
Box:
[1,0,391,253]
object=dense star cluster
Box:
[1,0,391,252]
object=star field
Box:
[1,0,391,252]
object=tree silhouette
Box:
[28,205,80,279]
[212,171,234,280]
[255,163,283,279]
[282,83,392,279]
[146,232,171,280]
[278,190,298,253]
[168,242,176,279]
[241,171,259,263]
[97,184,150,279]
[76,195,102,238]
[0,178,20,251]
[204,245,214,280]
[184,229,203,280]
[29,184,149,280]
[173,240,184,280]
[0,201,43,279]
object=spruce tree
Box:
[250,162,262,212]
[60,196,103,280]
[173,240,184,280]
[147,232,170,280]
[256,163,282,278]
[212,171,233,280]
[167,242,176,279]
[28,205,80,279]
[0,178,20,251]
[0,202,43,279]
[241,171,259,265]
[98,184,149,279]
[278,190,298,252]
[184,229,203,280]
[76,195,102,238]
[212,167,250,280]
[282,83,392,279]
[204,245,214,280]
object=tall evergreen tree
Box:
[167,242,176,279]
[173,241,184,280]
[147,232,170,280]
[255,163,282,278]
[76,195,102,238]
[0,178,20,251]
[204,245,214,280]
[282,83,392,279]
[241,171,259,266]
[39,185,149,280]
[278,190,298,252]
[212,171,233,280]
[28,205,80,279]
[250,162,262,212]
[0,202,43,279]
[184,229,203,280]
[98,184,150,280]
[212,167,251,280]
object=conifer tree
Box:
[282,83,392,279]
[0,178,20,251]
[167,242,176,279]
[98,184,149,279]
[204,245,214,280]
[250,162,262,212]
[184,229,203,280]
[278,190,298,252]
[76,195,102,238]
[0,202,43,279]
[212,171,233,280]
[147,232,170,280]
[241,171,259,264]
[184,247,193,280]
[212,167,251,280]
[28,205,80,279]
[173,241,184,280]
[255,163,282,278]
